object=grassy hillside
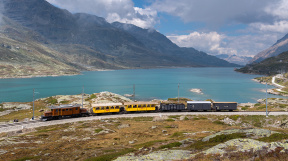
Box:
[236,51,288,75]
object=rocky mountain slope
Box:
[236,51,288,75]
[0,0,237,78]
[216,54,252,66]
[249,33,288,63]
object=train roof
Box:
[91,103,123,107]
[161,101,184,104]
[187,101,211,104]
[124,102,158,105]
[213,102,237,104]
[48,104,81,109]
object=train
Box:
[41,101,237,121]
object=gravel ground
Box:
[1,111,287,133]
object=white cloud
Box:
[265,0,288,19]
[250,21,288,33]
[168,32,278,57]
[46,0,158,28]
[151,0,276,26]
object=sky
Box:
[46,0,288,57]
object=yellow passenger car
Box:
[124,102,158,112]
[91,103,123,114]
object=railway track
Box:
[0,111,288,133]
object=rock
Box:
[162,130,167,133]
[151,126,157,129]
[153,115,168,121]
[201,138,288,157]
[115,150,194,161]
[202,129,279,142]
[44,153,50,156]
[190,88,203,94]
[179,116,186,121]
[117,124,130,129]
[129,139,137,144]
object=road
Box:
[1,111,288,133]
[272,76,285,88]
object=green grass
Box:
[46,97,57,104]
[165,118,175,122]
[229,115,240,121]
[158,142,182,149]
[258,133,288,142]
[0,107,5,112]
[189,133,247,150]
[132,117,153,121]
[279,104,287,108]
[241,107,248,110]
[168,115,179,119]
[85,148,135,161]
[193,117,207,120]
[12,156,40,161]
[171,131,187,138]
[133,140,164,148]
[85,94,97,101]
[60,100,69,104]
[212,120,225,125]
[37,127,60,133]
[95,128,103,133]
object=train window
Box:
[70,109,72,111]
[111,106,114,109]
[96,107,100,110]
[62,109,65,111]
[139,105,142,107]
[143,104,146,107]
[133,105,137,108]
[115,106,119,109]
[147,104,150,107]
[101,107,104,110]
[66,109,68,111]
[106,106,109,109]
[56,109,58,112]
[151,105,155,107]
[128,105,132,108]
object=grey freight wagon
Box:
[160,102,185,111]
[187,101,212,111]
[213,102,237,111]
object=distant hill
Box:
[249,33,288,63]
[236,51,288,75]
[0,0,237,78]
[215,54,252,66]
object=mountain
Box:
[249,33,288,63]
[0,0,237,78]
[216,54,252,66]
[236,51,288,75]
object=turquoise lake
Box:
[0,67,283,103]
